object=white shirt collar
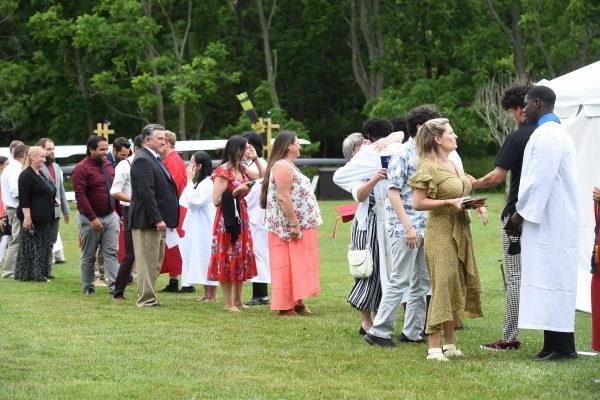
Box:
[144,146,159,158]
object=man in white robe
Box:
[508,85,579,361]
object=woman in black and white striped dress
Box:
[341,133,387,335]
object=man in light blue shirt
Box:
[364,106,440,347]
[365,139,429,345]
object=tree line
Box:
[0,0,598,158]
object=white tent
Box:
[539,60,600,313]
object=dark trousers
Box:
[113,208,135,298]
[252,282,268,299]
[543,330,576,355]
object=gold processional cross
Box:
[93,122,114,140]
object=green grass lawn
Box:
[0,194,597,399]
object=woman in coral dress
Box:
[261,131,322,316]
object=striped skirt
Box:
[347,209,381,311]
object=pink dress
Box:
[265,160,322,310]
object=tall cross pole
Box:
[93,122,115,141]
[265,116,280,158]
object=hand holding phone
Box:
[460,196,487,209]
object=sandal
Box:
[427,348,450,362]
[293,305,313,316]
[442,344,464,358]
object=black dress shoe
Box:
[244,297,270,306]
[536,349,552,359]
[149,303,162,307]
[537,351,578,361]
[83,287,95,296]
[159,278,179,293]
[359,326,367,336]
[398,332,426,343]
[179,286,196,293]
[363,333,396,347]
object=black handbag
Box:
[2,214,11,236]
[503,212,521,255]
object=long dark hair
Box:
[259,131,297,209]
[241,131,263,157]
[192,150,212,188]
[222,135,248,167]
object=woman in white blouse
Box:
[179,151,218,301]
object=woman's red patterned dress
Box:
[207,164,257,282]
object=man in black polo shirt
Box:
[472,82,535,351]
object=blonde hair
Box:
[415,118,449,166]
[164,131,177,147]
[23,146,45,170]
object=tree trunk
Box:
[349,0,384,101]
[532,26,556,78]
[148,49,166,127]
[350,0,369,100]
[178,101,186,140]
[578,27,600,67]
[484,0,526,80]
[73,47,94,135]
[510,2,525,80]
[159,0,192,140]
[256,0,280,109]
[141,0,166,126]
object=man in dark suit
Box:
[129,124,179,307]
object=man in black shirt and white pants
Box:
[472,82,535,351]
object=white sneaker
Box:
[442,344,464,358]
[94,278,108,287]
[427,348,450,361]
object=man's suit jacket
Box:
[128,146,179,229]
[40,162,70,219]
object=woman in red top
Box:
[209,135,264,311]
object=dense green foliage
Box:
[0,0,598,157]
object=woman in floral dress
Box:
[208,135,264,312]
[260,131,322,316]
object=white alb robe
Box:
[245,179,271,283]
[179,177,218,286]
[516,121,580,332]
